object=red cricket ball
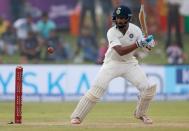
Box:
[47,47,54,54]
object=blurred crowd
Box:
[0,12,72,64]
[0,0,188,64]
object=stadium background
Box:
[0,0,188,101]
[0,0,189,130]
[0,0,189,131]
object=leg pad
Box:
[135,84,156,118]
[71,86,106,122]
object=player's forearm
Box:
[113,44,138,56]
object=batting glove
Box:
[136,35,155,48]
[145,35,156,48]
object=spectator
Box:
[96,38,108,64]
[0,16,9,37]
[20,31,41,64]
[14,14,38,56]
[166,43,183,64]
[180,0,189,33]
[36,12,56,60]
[46,30,66,61]
[37,12,56,39]
[61,40,74,61]
[166,0,183,49]
[2,24,17,56]
[74,25,98,63]
[0,16,10,54]
[14,14,38,40]
[79,0,98,35]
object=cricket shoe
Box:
[135,115,153,124]
[71,117,81,124]
[134,111,153,124]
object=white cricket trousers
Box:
[92,60,149,93]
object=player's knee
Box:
[85,86,106,102]
[141,84,156,100]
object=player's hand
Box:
[145,35,156,49]
[136,36,148,48]
[136,35,155,48]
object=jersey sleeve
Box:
[107,29,122,48]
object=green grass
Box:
[0,101,189,131]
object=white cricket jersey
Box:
[104,23,143,63]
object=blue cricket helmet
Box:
[112,5,132,21]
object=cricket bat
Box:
[139,0,152,51]
[139,0,148,36]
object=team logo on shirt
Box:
[129,34,134,38]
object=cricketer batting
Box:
[71,5,156,125]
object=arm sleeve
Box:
[107,29,122,48]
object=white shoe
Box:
[137,115,153,124]
[71,117,81,124]
[134,111,153,124]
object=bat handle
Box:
[146,46,151,51]
[144,34,152,51]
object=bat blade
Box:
[139,1,148,36]
[139,0,152,51]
